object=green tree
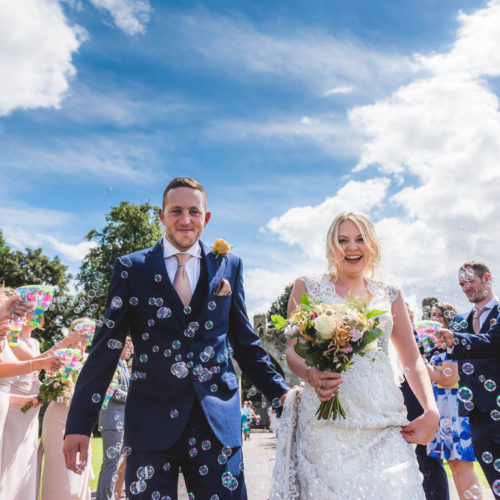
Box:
[77,201,163,318]
[268,283,293,319]
[0,235,72,350]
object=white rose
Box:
[314,314,335,340]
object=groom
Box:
[63,177,289,499]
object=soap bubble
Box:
[217,454,227,465]
[210,384,218,392]
[154,274,162,282]
[199,465,208,476]
[164,349,172,357]
[188,447,198,458]
[137,465,154,480]
[92,394,101,403]
[139,354,148,363]
[142,332,150,340]
[184,306,192,314]
[443,367,453,377]
[148,319,155,327]
[171,362,189,379]
[202,440,211,451]
[462,363,474,375]
[107,339,123,349]
[111,297,123,309]
[205,321,214,330]
[484,379,496,392]
[119,256,133,268]
[106,447,118,459]
[106,320,115,328]
[493,480,500,496]
[170,410,179,419]
[155,298,163,306]
[129,480,146,494]
[163,462,171,471]
[481,451,493,464]
[148,297,156,306]
[208,301,216,311]
[172,340,181,349]
[157,307,171,319]
[129,297,139,306]
[457,387,473,402]
[490,409,500,421]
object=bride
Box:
[271,212,439,499]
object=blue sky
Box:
[1,0,499,315]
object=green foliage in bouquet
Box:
[272,293,386,420]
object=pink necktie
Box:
[173,253,192,306]
[473,306,490,334]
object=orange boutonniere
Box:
[211,238,232,258]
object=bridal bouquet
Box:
[272,294,385,420]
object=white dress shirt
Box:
[472,296,499,330]
[162,236,201,295]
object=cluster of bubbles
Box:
[463,484,481,499]
[107,339,123,349]
[129,465,154,495]
[221,470,239,491]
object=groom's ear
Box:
[158,208,166,226]
[204,212,211,226]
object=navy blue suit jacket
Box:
[450,309,500,416]
[65,240,288,451]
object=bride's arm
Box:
[285,279,342,403]
[391,292,439,444]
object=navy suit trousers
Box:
[125,400,247,499]
[401,379,450,500]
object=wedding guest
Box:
[438,262,500,495]
[40,318,94,500]
[426,302,481,499]
[96,337,133,500]
[241,402,251,441]
[0,311,45,500]
[400,302,450,500]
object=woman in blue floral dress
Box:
[426,303,480,498]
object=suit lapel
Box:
[201,241,228,298]
[480,307,498,333]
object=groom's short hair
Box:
[162,177,207,209]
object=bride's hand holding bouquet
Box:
[273,293,386,420]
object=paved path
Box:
[121,431,495,499]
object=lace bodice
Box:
[301,274,400,355]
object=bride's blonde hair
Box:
[326,211,381,280]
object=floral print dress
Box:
[426,351,476,461]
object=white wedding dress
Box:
[271,274,424,500]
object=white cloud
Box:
[2,135,159,182]
[0,205,97,264]
[44,236,97,261]
[267,178,391,259]
[169,9,414,94]
[0,0,87,116]
[206,113,360,157]
[258,0,500,315]
[89,0,151,35]
[324,86,354,96]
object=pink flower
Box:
[350,328,363,342]
[340,344,353,354]
[284,325,300,338]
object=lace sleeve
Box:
[386,284,401,304]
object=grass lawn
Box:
[89,437,490,492]
[90,437,103,491]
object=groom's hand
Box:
[309,368,343,402]
[63,434,90,474]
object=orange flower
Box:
[212,238,231,257]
